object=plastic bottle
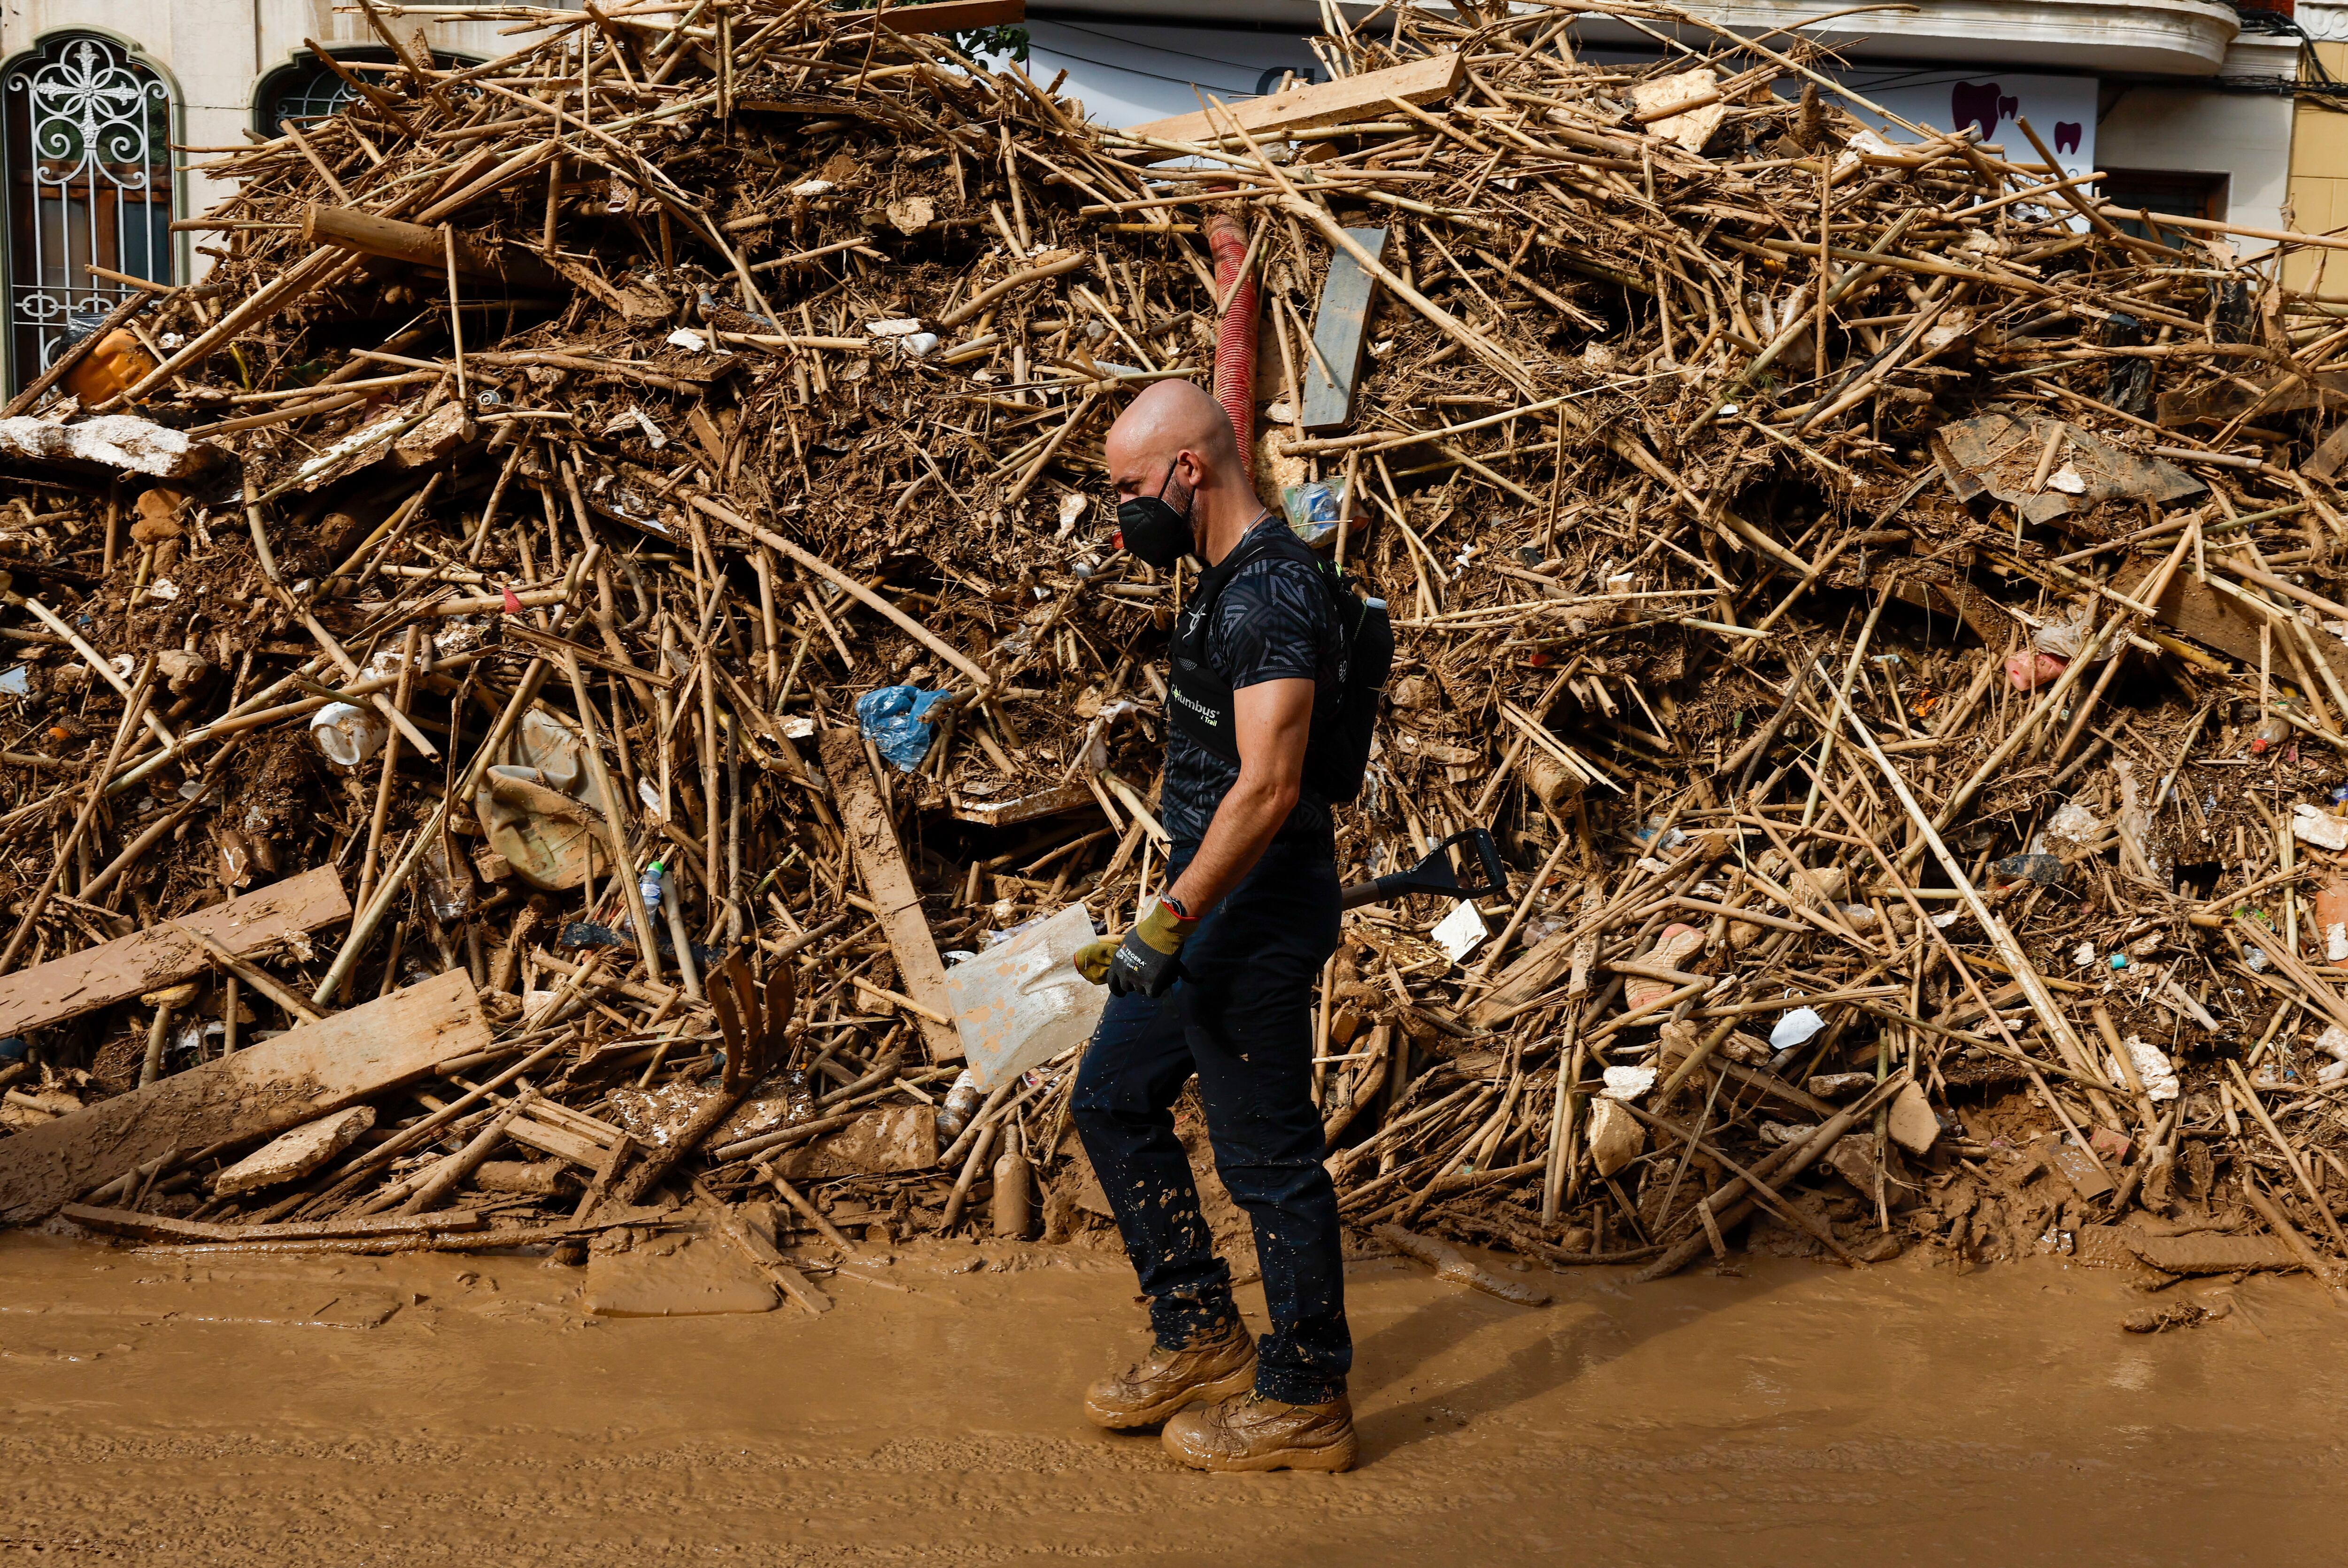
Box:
[638,857,667,915]
[2250,714,2292,754]
[992,1138,1034,1239]
[937,1067,981,1139]
[419,834,472,923]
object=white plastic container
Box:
[309,702,387,768]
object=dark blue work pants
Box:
[1071,837,1350,1405]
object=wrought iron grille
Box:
[258,64,357,135]
[2,34,173,393]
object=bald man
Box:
[1070,379,1356,1473]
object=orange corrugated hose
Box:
[1205,209,1257,484]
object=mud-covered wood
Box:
[0,969,488,1223]
[0,865,350,1038]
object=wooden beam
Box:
[1126,52,1463,149]
[867,0,1026,34]
[302,205,563,294]
[60,1204,485,1245]
[0,865,350,1039]
[819,728,962,1065]
[1301,227,1389,434]
[0,968,489,1224]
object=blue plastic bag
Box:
[855,684,953,772]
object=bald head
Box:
[1106,378,1240,481]
[1102,379,1260,564]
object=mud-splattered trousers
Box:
[1072,834,1350,1405]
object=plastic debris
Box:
[855,685,954,772]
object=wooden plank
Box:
[2156,370,2348,429]
[868,0,1025,34]
[0,968,488,1224]
[2307,420,2348,482]
[722,1201,832,1314]
[59,1204,486,1244]
[302,205,563,293]
[819,728,962,1064]
[0,865,350,1038]
[1127,52,1463,148]
[947,778,1098,828]
[1301,227,1390,434]
[508,1113,606,1170]
[2156,573,2348,681]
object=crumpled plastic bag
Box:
[856,684,953,772]
[1769,1006,1825,1050]
[2042,800,2103,860]
[474,765,602,889]
[2033,604,2109,663]
[2111,1036,2180,1102]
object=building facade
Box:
[0,1,519,387]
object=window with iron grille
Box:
[0,33,174,394]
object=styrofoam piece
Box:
[946,903,1107,1091]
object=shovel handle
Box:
[1337,828,1507,911]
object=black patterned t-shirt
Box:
[1159,516,1340,857]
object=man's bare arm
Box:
[1167,676,1313,918]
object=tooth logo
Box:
[1948,82,2017,140]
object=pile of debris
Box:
[4,0,2348,1306]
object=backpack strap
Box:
[1166,521,1321,766]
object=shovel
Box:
[1339,828,1507,911]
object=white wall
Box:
[2099,69,2296,239]
[987,19,1322,131]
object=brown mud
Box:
[2,1232,2342,1566]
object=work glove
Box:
[1072,897,1198,998]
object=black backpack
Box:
[1165,524,1391,804]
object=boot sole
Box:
[1165,1432,1359,1474]
[1083,1359,1258,1430]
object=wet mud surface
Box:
[2,1230,2342,1566]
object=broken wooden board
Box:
[210,1105,376,1197]
[1128,51,1463,149]
[0,864,350,1038]
[946,778,1097,829]
[2156,369,2348,429]
[0,967,488,1225]
[2072,1222,2302,1276]
[507,1112,607,1169]
[865,0,1026,33]
[2306,420,2348,482]
[1301,227,1390,434]
[2155,572,2348,682]
[722,1201,832,1314]
[59,1203,483,1244]
[820,728,961,1064]
[1629,67,1728,154]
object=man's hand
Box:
[1072,899,1198,997]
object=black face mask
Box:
[1116,463,1197,571]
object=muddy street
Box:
[2,1233,2340,1566]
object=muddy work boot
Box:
[1162,1391,1358,1474]
[1083,1321,1257,1430]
